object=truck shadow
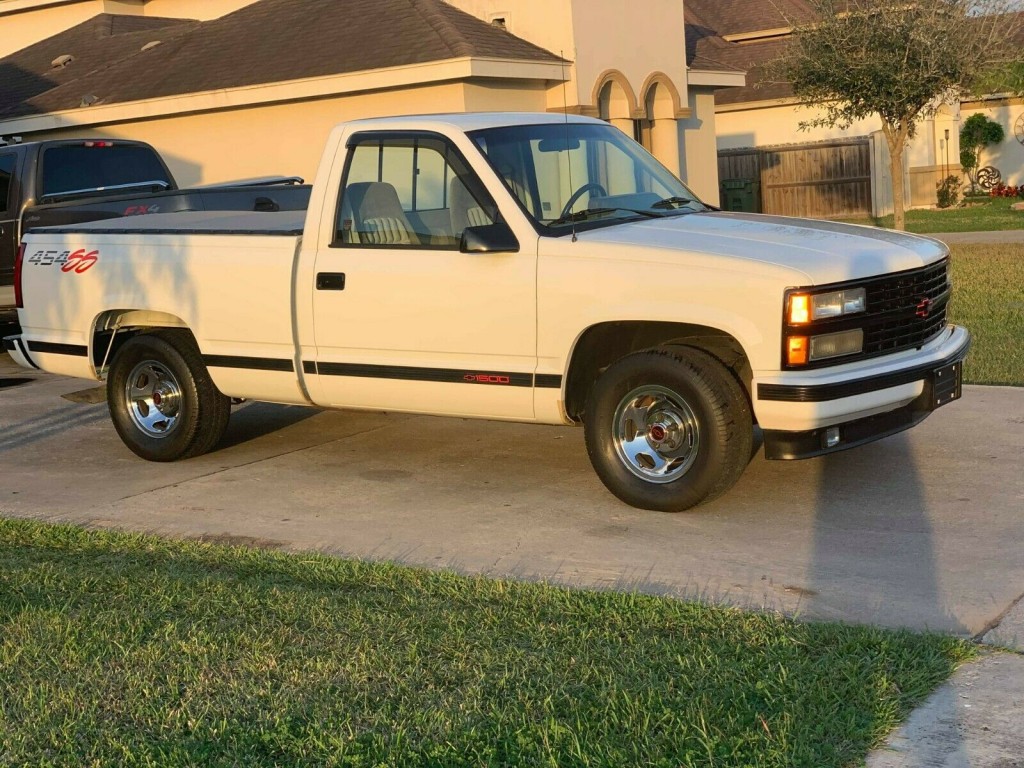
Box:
[807,437,968,759]
[213,401,319,451]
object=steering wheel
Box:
[560,183,608,218]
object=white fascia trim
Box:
[687,70,746,88]
[715,96,801,113]
[0,56,568,133]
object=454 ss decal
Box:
[27,248,100,274]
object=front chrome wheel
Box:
[124,360,183,439]
[584,348,753,511]
[612,385,701,483]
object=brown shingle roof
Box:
[687,0,812,39]
[685,0,803,104]
[0,15,197,116]
[0,0,562,121]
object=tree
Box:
[771,0,1024,230]
[959,113,1005,192]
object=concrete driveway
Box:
[1,349,1022,639]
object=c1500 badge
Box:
[27,248,99,274]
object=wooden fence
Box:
[718,138,873,219]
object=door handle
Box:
[316,272,346,291]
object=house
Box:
[684,0,964,216]
[0,0,741,203]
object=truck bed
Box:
[32,210,306,236]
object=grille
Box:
[784,258,951,369]
[861,258,950,356]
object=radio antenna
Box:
[560,51,577,243]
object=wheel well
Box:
[563,322,753,422]
[90,309,191,374]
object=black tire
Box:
[584,347,753,512]
[107,330,230,462]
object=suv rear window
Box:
[0,154,15,212]
[41,144,171,199]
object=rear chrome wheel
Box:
[107,331,230,462]
[124,360,183,439]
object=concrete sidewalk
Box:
[927,229,1024,245]
[2,354,1022,764]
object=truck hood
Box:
[575,211,948,286]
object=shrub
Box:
[936,175,962,208]
[988,183,1024,198]
[961,114,1005,192]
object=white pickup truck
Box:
[5,113,970,511]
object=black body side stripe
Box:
[316,362,533,387]
[534,374,563,389]
[203,355,294,372]
[5,338,40,369]
[308,362,565,388]
[27,341,88,357]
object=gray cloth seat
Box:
[449,177,491,235]
[345,181,419,245]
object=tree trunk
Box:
[890,144,906,231]
[883,123,909,231]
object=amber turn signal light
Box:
[788,294,811,325]
[787,336,809,366]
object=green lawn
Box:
[950,244,1024,385]
[0,519,972,768]
[840,196,1023,233]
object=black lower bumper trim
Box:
[763,398,931,460]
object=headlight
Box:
[787,288,866,324]
[809,329,864,361]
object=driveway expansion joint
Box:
[113,422,395,504]
[973,589,1024,644]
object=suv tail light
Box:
[14,242,25,308]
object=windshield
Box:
[468,122,707,232]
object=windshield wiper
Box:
[549,207,661,227]
[651,196,703,211]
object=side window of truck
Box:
[0,154,15,213]
[335,133,498,248]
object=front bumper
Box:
[755,324,971,460]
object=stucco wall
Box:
[443,0,577,108]
[961,98,1024,187]
[25,82,477,186]
[680,89,720,204]
[142,0,256,19]
[568,0,687,111]
[0,0,110,58]
[443,0,687,115]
